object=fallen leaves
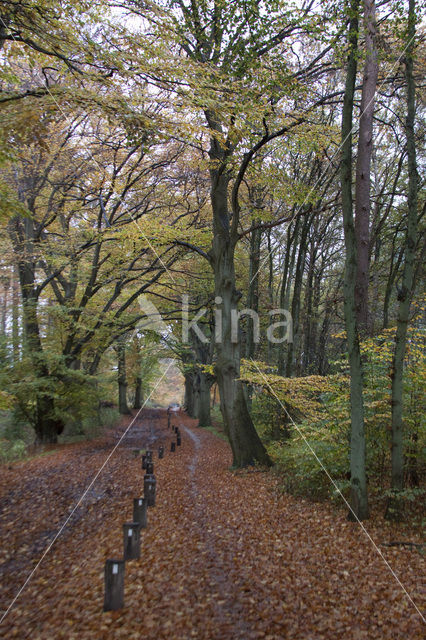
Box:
[0,409,424,639]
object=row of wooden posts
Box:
[103,414,182,611]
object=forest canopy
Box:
[0,0,424,522]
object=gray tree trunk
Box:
[210,162,271,467]
[354,0,378,335]
[386,0,419,520]
[340,0,369,520]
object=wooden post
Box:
[170,441,176,452]
[104,559,125,611]
[141,454,147,470]
[144,474,157,506]
[172,425,176,433]
[158,445,164,459]
[123,523,141,560]
[145,461,154,475]
[176,434,181,447]
[146,450,153,462]
[133,497,148,528]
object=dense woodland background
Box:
[0,0,424,522]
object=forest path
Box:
[0,409,424,639]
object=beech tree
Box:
[340,0,369,520]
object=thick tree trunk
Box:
[354,0,378,335]
[20,280,62,443]
[341,0,369,520]
[386,0,418,520]
[210,168,270,467]
[184,371,196,417]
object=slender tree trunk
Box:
[0,279,7,336]
[12,262,20,362]
[286,215,309,377]
[318,298,332,375]
[383,243,404,329]
[386,0,418,520]
[278,217,300,375]
[302,244,316,374]
[116,336,130,415]
[341,0,369,520]
[354,0,378,335]
[266,230,275,366]
[133,376,142,410]
[245,223,261,407]
[245,224,261,360]
[198,373,211,426]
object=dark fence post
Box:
[104,559,125,611]
[123,523,141,560]
[158,445,164,459]
[170,441,176,452]
[167,412,171,429]
[141,454,147,470]
[133,497,148,528]
[176,434,181,446]
[145,461,154,475]
[146,450,153,462]
[144,474,157,506]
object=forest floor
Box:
[0,409,424,639]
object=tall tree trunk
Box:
[12,262,20,362]
[266,230,275,366]
[354,0,378,335]
[116,336,131,415]
[245,223,261,407]
[341,0,369,520]
[386,0,418,520]
[302,244,316,374]
[286,215,309,378]
[245,224,261,360]
[278,217,300,375]
[210,167,270,467]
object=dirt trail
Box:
[0,410,424,639]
